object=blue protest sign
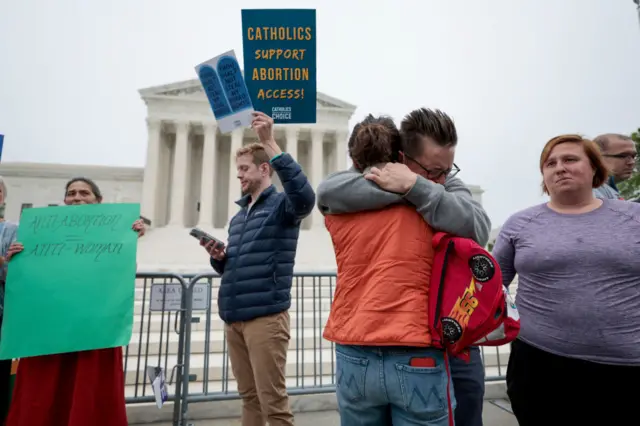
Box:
[241,9,317,124]
[218,56,253,113]
[0,134,4,163]
[195,50,255,134]
[198,66,232,118]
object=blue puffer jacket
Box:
[211,153,315,323]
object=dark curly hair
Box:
[348,115,401,171]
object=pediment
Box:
[139,79,356,112]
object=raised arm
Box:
[250,111,315,223]
[271,153,315,223]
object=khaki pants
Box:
[226,311,293,426]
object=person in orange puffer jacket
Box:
[322,115,455,426]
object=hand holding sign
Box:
[6,242,23,262]
[132,219,146,237]
[251,111,282,158]
[251,111,274,143]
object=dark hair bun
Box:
[351,124,394,169]
[348,115,401,171]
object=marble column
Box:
[198,123,217,228]
[335,130,349,172]
[285,127,299,160]
[168,121,190,226]
[311,129,324,227]
[227,128,244,223]
[141,117,162,226]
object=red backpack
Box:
[474,286,520,346]
[428,233,520,357]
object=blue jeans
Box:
[450,347,485,426]
[335,344,456,426]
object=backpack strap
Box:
[432,232,449,248]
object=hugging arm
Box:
[316,167,491,245]
[316,167,403,215]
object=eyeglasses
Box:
[603,153,637,162]
[403,153,461,180]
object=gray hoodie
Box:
[593,176,623,200]
[0,221,18,315]
[317,166,491,246]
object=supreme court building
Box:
[0,79,485,271]
[138,78,354,232]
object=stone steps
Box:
[126,329,511,361]
[133,311,331,333]
[123,344,511,377]
[135,228,339,273]
[134,284,338,301]
[132,297,333,315]
[123,348,336,383]
[128,329,328,355]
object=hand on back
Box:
[364,163,418,194]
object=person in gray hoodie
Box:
[592,133,636,200]
[317,108,491,426]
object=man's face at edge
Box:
[602,137,637,182]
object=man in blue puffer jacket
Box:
[203,111,314,426]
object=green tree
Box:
[618,128,640,200]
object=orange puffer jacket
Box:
[323,204,434,347]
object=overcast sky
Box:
[1,0,638,226]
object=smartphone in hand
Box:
[189,228,225,247]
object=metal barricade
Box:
[125,271,512,426]
[180,273,338,408]
[124,272,190,426]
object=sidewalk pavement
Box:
[137,399,517,426]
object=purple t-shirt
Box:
[492,199,640,365]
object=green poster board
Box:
[0,203,140,359]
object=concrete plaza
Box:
[128,385,517,426]
[143,401,516,426]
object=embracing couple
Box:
[318,108,491,426]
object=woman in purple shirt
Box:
[492,134,640,426]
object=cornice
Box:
[139,78,357,114]
[0,162,144,181]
